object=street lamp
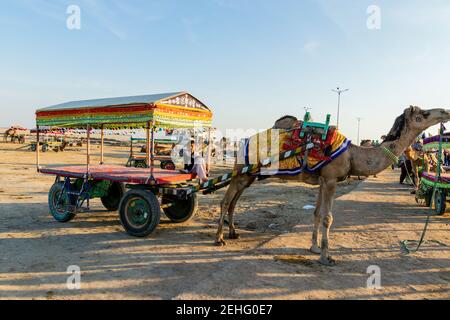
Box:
[332,87,349,129]
[356,117,362,145]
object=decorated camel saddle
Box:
[243,113,350,175]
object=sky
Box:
[1,0,450,142]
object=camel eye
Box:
[416,116,422,122]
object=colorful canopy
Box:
[36,92,213,128]
[422,133,450,151]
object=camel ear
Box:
[405,105,417,118]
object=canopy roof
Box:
[423,133,450,151]
[36,92,213,128]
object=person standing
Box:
[399,153,414,185]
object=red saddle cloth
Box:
[282,126,338,162]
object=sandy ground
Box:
[0,141,449,300]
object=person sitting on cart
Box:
[183,139,209,183]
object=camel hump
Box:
[273,115,300,130]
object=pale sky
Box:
[1,0,450,141]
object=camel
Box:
[3,128,17,142]
[3,127,25,143]
[216,106,450,266]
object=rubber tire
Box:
[119,189,161,237]
[42,144,48,152]
[434,189,447,215]
[161,161,176,171]
[30,144,36,152]
[162,193,198,223]
[424,190,432,208]
[101,182,125,211]
[48,182,77,223]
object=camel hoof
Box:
[215,239,227,247]
[310,245,321,254]
[319,256,336,266]
[229,232,240,240]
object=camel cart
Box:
[126,136,178,170]
[35,92,215,237]
[35,93,335,238]
[415,128,450,214]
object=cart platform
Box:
[39,165,195,185]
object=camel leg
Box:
[318,177,337,266]
[216,174,255,246]
[310,179,323,254]
[227,189,245,239]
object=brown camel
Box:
[3,127,25,143]
[216,106,450,266]
[3,128,17,142]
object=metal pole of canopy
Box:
[206,127,212,172]
[86,124,91,173]
[100,124,105,164]
[146,121,151,167]
[130,137,134,159]
[36,125,40,172]
[150,120,156,175]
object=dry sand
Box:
[0,141,449,300]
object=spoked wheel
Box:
[48,182,77,222]
[162,194,198,223]
[160,161,176,171]
[101,182,125,211]
[119,189,161,237]
[434,189,447,215]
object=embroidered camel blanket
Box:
[243,127,350,175]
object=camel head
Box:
[385,106,450,141]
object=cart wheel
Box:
[101,182,125,211]
[42,144,48,152]
[161,161,176,171]
[119,189,161,237]
[434,189,447,215]
[48,182,76,223]
[30,144,36,152]
[424,190,432,207]
[162,193,198,223]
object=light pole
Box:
[332,87,349,129]
[356,117,362,145]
